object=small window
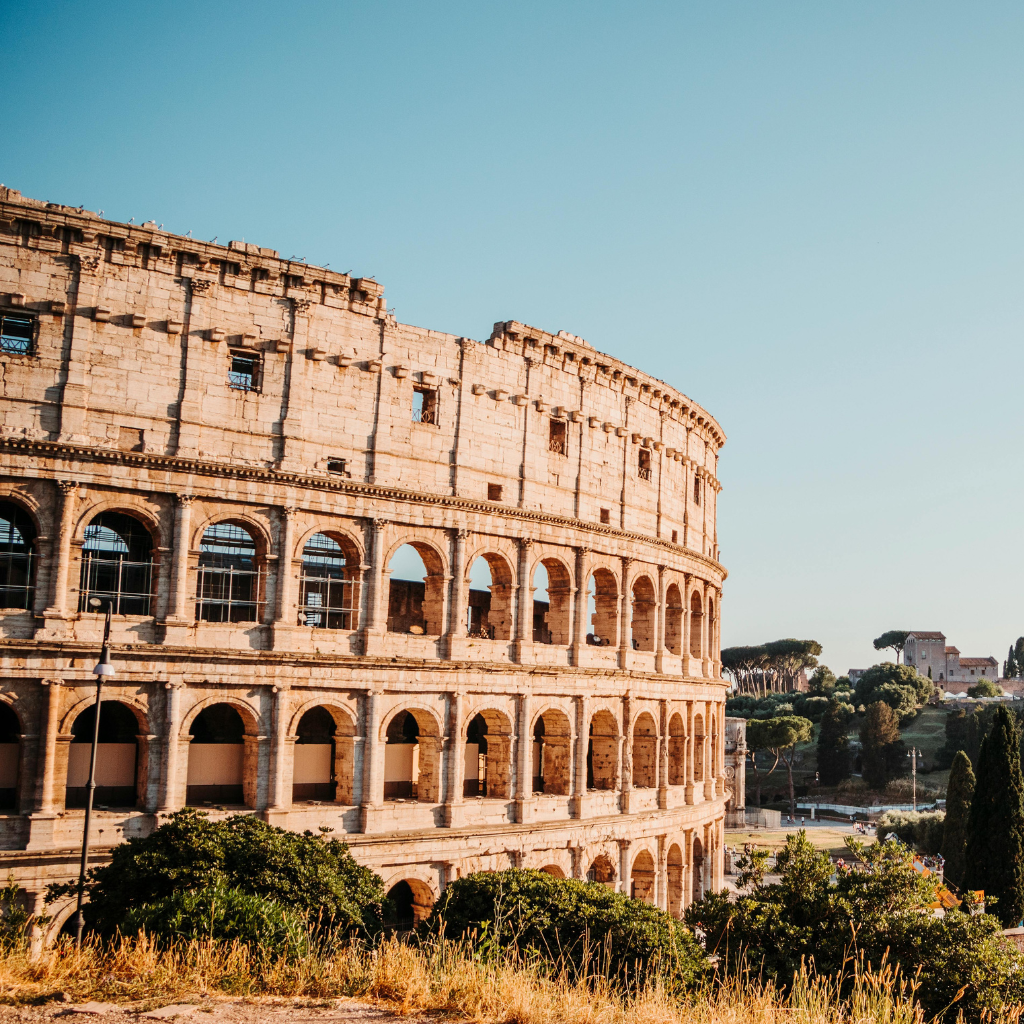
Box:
[326,458,348,475]
[600,508,610,525]
[138,242,162,267]
[671,529,678,543]
[412,387,437,424]
[0,314,35,355]
[117,426,144,452]
[228,350,261,392]
[693,475,701,505]
[101,236,125,262]
[638,448,652,481]
[487,483,503,501]
[549,419,567,455]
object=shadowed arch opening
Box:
[540,864,565,878]
[689,591,703,659]
[708,596,716,660]
[668,713,687,786]
[631,850,655,903]
[67,700,140,809]
[467,554,514,640]
[197,521,264,623]
[0,502,36,610]
[632,712,658,788]
[587,710,619,791]
[384,709,442,802]
[465,709,512,799]
[299,532,360,630]
[588,569,618,646]
[387,543,445,636]
[533,709,571,795]
[667,843,683,917]
[629,576,656,652]
[384,878,434,929]
[532,559,571,645]
[693,714,706,783]
[588,854,616,888]
[692,838,704,902]
[79,511,154,615]
[187,703,258,807]
[293,706,352,803]
[0,703,18,810]
[665,584,683,656]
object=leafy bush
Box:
[876,810,946,854]
[426,868,707,989]
[47,809,386,944]
[968,679,1002,698]
[854,663,932,722]
[686,831,1021,1022]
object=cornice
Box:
[0,436,727,580]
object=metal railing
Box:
[637,466,652,481]
[298,575,359,630]
[549,438,567,455]
[78,554,153,616]
[0,552,34,610]
[195,565,265,623]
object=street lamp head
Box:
[92,648,115,678]
[88,597,102,611]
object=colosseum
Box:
[0,186,731,938]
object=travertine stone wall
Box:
[0,189,729,944]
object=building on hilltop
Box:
[0,187,730,942]
[904,631,998,683]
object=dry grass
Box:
[0,933,951,1024]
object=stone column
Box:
[619,693,632,814]
[514,691,532,823]
[657,834,668,911]
[617,838,631,895]
[570,545,589,666]
[685,700,695,804]
[158,682,183,812]
[275,507,297,623]
[571,845,585,880]
[268,686,291,814]
[654,564,667,673]
[657,698,669,809]
[704,702,715,801]
[570,694,587,818]
[361,520,387,656]
[39,482,77,635]
[36,679,61,814]
[681,573,692,674]
[513,538,532,662]
[360,689,382,832]
[444,530,469,660]
[444,690,466,827]
[701,581,711,677]
[683,828,694,907]
[618,556,632,671]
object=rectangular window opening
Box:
[228,350,261,392]
[599,508,610,525]
[326,458,348,476]
[412,386,438,424]
[487,483,503,501]
[693,475,701,505]
[671,529,678,543]
[549,418,567,455]
[638,448,652,481]
[0,314,35,355]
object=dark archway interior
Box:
[0,703,18,810]
[67,700,138,809]
[294,707,337,801]
[187,704,246,805]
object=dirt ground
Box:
[0,998,404,1024]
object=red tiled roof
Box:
[945,646,960,654]
[910,631,946,640]
[960,657,998,667]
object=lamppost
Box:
[907,746,921,812]
[73,597,115,948]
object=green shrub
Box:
[46,809,386,943]
[967,679,1002,698]
[426,868,707,989]
[876,810,946,854]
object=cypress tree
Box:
[817,697,851,785]
[1006,645,1017,681]
[1015,637,1024,678]
[964,706,1024,926]
[940,750,975,890]
[860,701,901,790]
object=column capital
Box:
[280,505,299,518]
[176,494,195,508]
[40,678,61,688]
[57,480,78,497]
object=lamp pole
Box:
[908,747,920,812]
[74,598,115,948]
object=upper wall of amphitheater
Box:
[0,189,724,554]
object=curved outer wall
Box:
[0,187,728,938]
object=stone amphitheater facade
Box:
[0,186,729,939]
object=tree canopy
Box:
[854,662,932,722]
[941,750,976,890]
[721,639,822,695]
[873,630,910,663]
[860,701,905,789]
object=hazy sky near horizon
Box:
[3,1,1023,677]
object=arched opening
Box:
[384,879,434,929]
[707,597,716,660]
[67,700,139,808]
[693,714,706,783]
[689,591,703,659]
[630,850,656,903]
[0,704,19,810]
[587,710,619,791]
[587,569,618,647]
[467,554,513,640]
[293,707,336,802]
[196,522,263,623]
[588,854,616,888]
[187,703,253,807]
[79,512,154,615]
[667,844,683,918]
[0,502,36,610]
[629,577,656,652]
[532,560,571,645]
[632,712,658,788]
[692,838,704,902]
[665,584,683,656]
[298,533,359,630]
[668,713,686,786]
[465,709,512,799]
[387,544,445,636]
[384,709,441,802]
[533,709,571,795]
[540,864,566,878]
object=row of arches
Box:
[0,499,719,665]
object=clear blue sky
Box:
[4,1,1023,677]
